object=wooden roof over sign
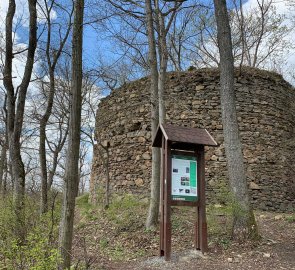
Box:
[152,124,218,148]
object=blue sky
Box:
[0,0,245,71]
[81,0,248,78]
[1,0,295,87]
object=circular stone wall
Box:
[90,68,295,211]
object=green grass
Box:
[285,214,295,223]
[76,193,92,212]
[105,194,147,231]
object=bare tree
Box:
[232,0,291,69]
[37,71,71,191]
[45,104,69,190]
[58,0,84,268]
[213,0,258,241]
[145,0,186,229]
[38,0,73,214]
[79,76,105,199]
[189,0,291,70]
[90,0,187,228]
[167,8,199,71]
[3,0,38,240]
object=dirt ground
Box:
[73,198,295,270]
[106,212,295,270]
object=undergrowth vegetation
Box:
[0,194,61,270]
[75,193,153,264]
[0,191,236,269]
[73,191,235,268]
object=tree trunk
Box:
[155,0,167,124]
[58,0,84,268]
[40,113,50,213]
[39,71,55,213]
[145,0,161,230]
[0,94,7,194]
[213,0,258,242]
[3,0,37,241]
[0,95,8,195]
[3,157,8,194]
[0,142,7,193]
[39,128,48,212]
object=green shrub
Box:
[0,195,61,270]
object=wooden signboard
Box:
[152,124,218,261]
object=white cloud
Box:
[0,0,32,88]
[0,0,57,89]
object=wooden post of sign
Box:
[195,147,200,250]
[164,140,172,260]
[159,139,172,260]
[160,137,165,256]
[198,146,208,252]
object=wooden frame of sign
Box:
[152,124,218,261]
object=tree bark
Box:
[0,95,8,194]
[2,156,8,194]
[145,0,161,230]
[213,0,258,242]
[154,0,167,124]
[3,0,37,241]
[0,143,7,193]
[58,0,84,268]
[39,79,53,213]
[0,126,8,196]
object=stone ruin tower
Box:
[90,68,295,211]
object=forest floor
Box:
[73,194,295,270]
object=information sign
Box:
[171,155,197,202]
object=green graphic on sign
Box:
[171,155,197,202]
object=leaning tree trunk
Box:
[58,0,84,268]
[145,0,161,230]
[213,0,258,241]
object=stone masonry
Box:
[90,68,295,212]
